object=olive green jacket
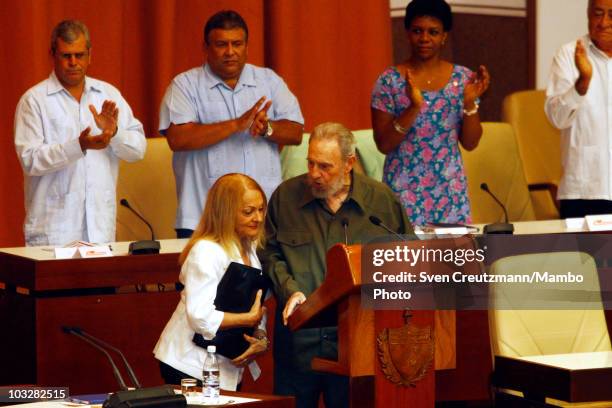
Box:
[260,172,414,371]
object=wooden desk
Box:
[0,241,185,394]
[1,390,294,408]
[1,220,608,403]
[494,351,612,403]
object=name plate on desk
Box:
[54,246,113,259]
[415,225,471,237]
[431,227,469,236]
[564,217,586,231]
[585,214,612,231]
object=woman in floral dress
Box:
[371,0,490,226]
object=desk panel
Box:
[37,290,178,392]
[495,352,612,402]
[0,247,182,394]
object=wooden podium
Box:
[287,243,453,407]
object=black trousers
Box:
[158,361,201,386]
[559,199,612,219]
[176,229,194,239]
[274,363,349,408]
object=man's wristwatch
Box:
[263,121,274,139]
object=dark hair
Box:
[404,0,453,32]
[50,20,91,55]
[204,10,249,45]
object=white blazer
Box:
[153,239,266,390]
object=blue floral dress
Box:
[371,65,474,226]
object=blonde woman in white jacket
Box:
[154,173,269,391]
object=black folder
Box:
[192,262,269,359]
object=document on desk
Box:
[564,217,586,231]
[54,246,113,259]
[585,214,612,231]
[65,394,109,405]
[185,394,259,405]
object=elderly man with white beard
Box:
[261,122,414,408]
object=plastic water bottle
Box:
[202,345,220,404]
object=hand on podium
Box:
[283,291,306,325]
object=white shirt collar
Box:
[46,71,102,96]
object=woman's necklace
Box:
[424,70,439,85]
[410,61,441,86]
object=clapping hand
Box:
[574,40,592,95]
[574,40,593,80]
[464,65,490,106]
[79,100,120,151]
[401,66,424,109]
[89,100,118,137]
[235,97,273,136]
[79,127,110,151]
[249,100,272,137]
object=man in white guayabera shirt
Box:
[159,10,304,239]
[14,20,146,246]
[545,0,612,219]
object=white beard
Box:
[308,171,346,199]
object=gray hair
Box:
[309,122,356,161]
[50,20,91,55]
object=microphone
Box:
[369,215,405,241]
[479,183,514,234]
[62,328,186,408]
[341,218,349,245]
[75,327,142,388]
[62,326,129,390]
[120,198,161,255]
[104,385,185,408]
